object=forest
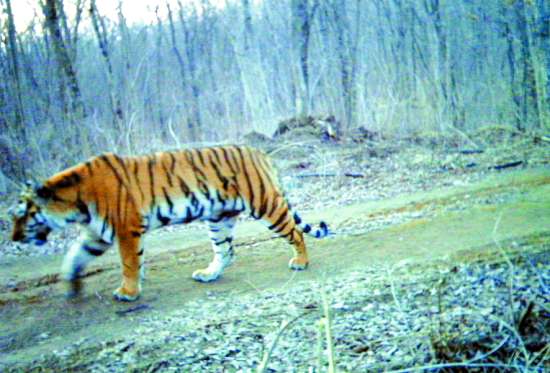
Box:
[0,1,549,371]
[0,0,548,192]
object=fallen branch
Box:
[295,172,365,178]
[459,149,484,155]
[492,161,523,170]
[257,310,313,373]
[115,303,151,316]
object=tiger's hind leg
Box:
[113,233,142,302]
[262,196,309,270]
[192,216,237,283]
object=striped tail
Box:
[293,212,329,238]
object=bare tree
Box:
[89,0,123,127]
[2,0,26,138]
[42,0,85,117]
[291,0,317,116]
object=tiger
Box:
[10,145,329,302]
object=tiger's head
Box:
[10,181,55,246]
[11,170,91,246]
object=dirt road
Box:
[1,167,548,370]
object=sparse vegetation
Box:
[0,132,548,371]
[0,0,549,370]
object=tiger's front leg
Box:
[61,234,111,298]
[113,233,142,302]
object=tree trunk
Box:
[2,0,26,139]
[177,2,202,141]
[242,0,253,52]
[167,3,191,137]
[89,0,124,128]
[514,0,542,129]
[501,6,522,130]
[291,0,315,117]
[425,0,461,128]
[42,0,85,117]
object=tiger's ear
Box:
[23,179,36,192]
[20,180,38,199]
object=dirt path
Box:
[0,168,548,368]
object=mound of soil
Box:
[273,115,340,141]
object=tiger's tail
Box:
[292,211,329,238]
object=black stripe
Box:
[303,224,312,233]
[211,147,223,165]
[236,147,254,213]
[113,154,130,183]
[213,237,233,246]
[280,229,294,240]
[216,190,226,209]
[116,181,123,225]
[258,157,277,187]
[156,207,170,226]
[101,216,109,237]
[194,149,206,167]
[208,153,229,191]
[133,160,145,202]
[267,196,279,218]
[221,147,238,175]
[76,196,91,224]
[55,172,81,189]
[320,221,328,235]
[186,151,208,193]
[196,205,205,218]
[137,248,144,256]
[85,161,94,176]
[147,155,156,209]
[198,180,211,199]
[183,207,193,223]
[273,220,290,234]
[83,244,104,257]
[208,215,224,223]
[255,163,276,193]
[229,147,242,173]
[177,176,191,197]
[100,154,125,187]
[123,188,130,224]
[247,150,266,218]
[163,187,174,214]
[257,196,268,218]
[268,211,287,231]
[293,213,302,224]
[161,157,174,187]
[190,194,199,208]
[169,152,176,174]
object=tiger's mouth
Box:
[33,227,52,245]
[13,227,52,246]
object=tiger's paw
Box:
[192,269,221,283]
[113,287,140,302]
[65,278,83,299]
[289,257,309,271]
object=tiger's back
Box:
[11,145,329,302]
